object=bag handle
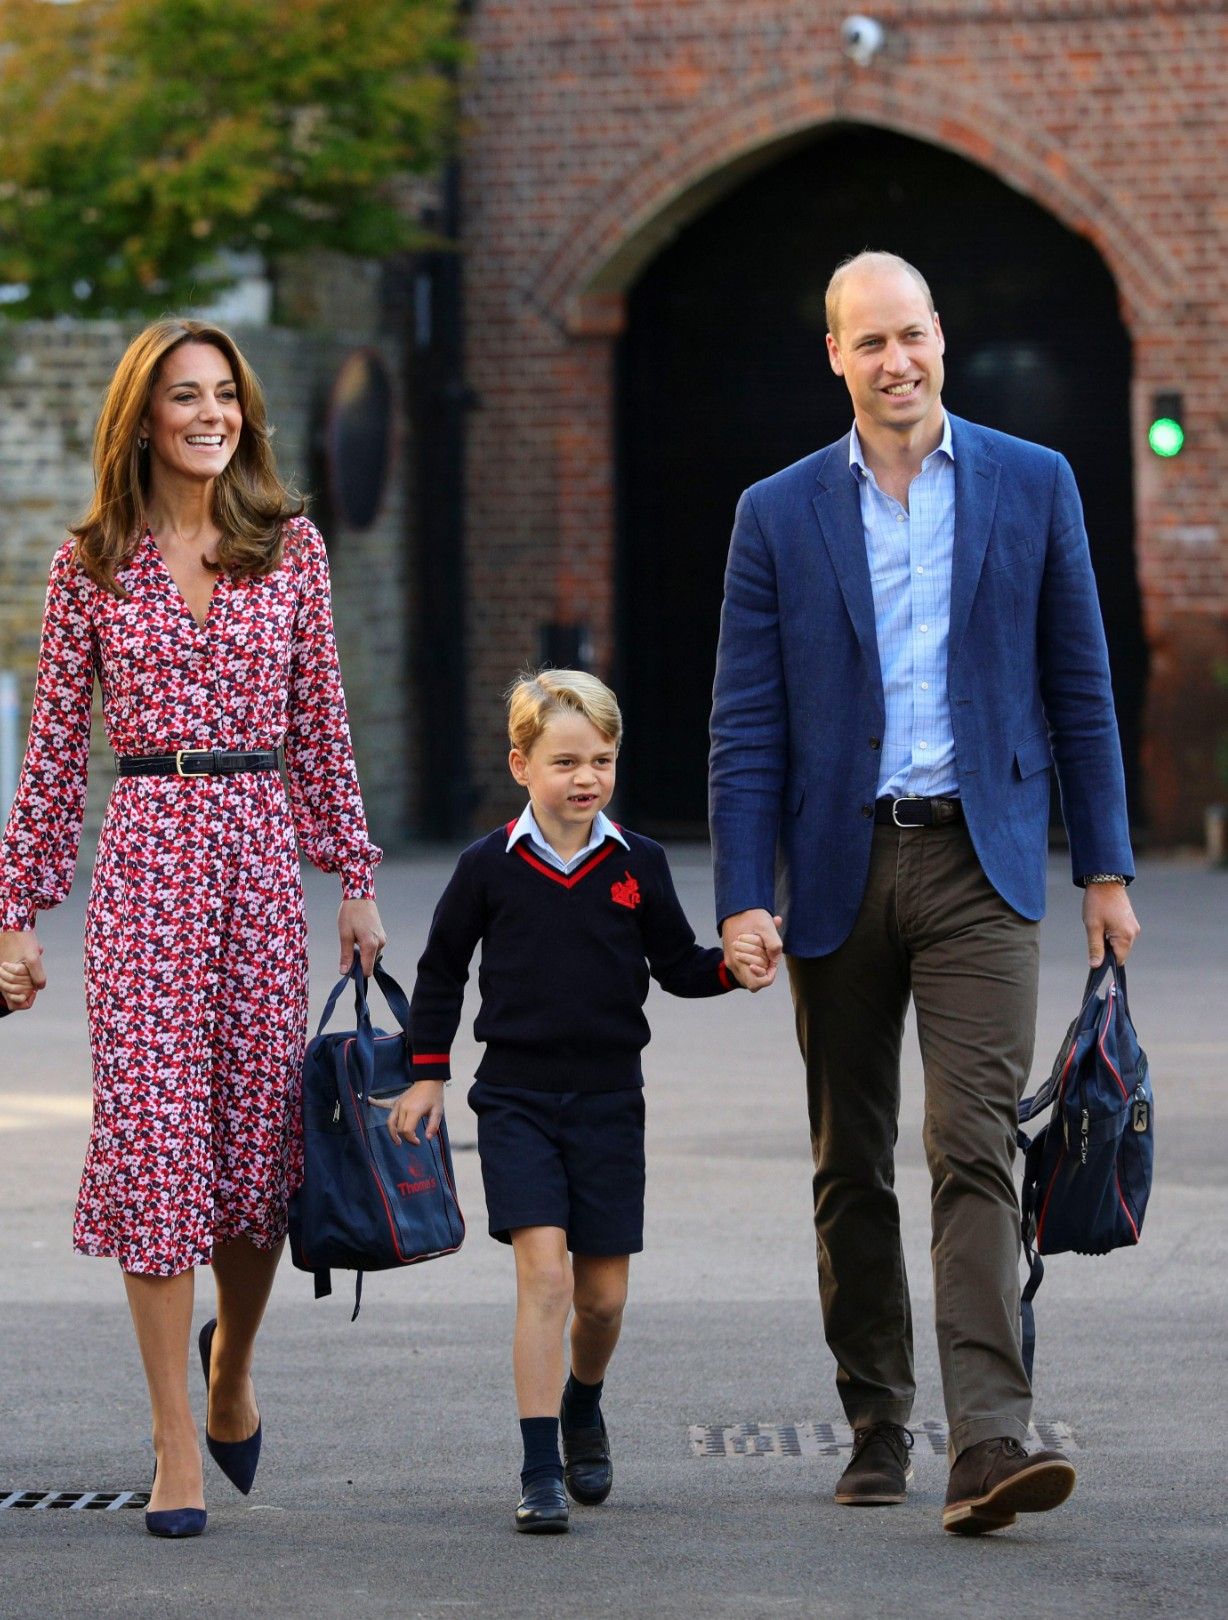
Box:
[312,951,414,1104]
[313,950,413,1042]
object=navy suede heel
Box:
[145,1505,207,1538]
[198,1318,262,1495]
[144,1461,206,1538]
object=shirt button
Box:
[916,565,925,574]
[920,681,930,690]
[919,624,929,633]
[918,741,928,750]
[895,513,906,523]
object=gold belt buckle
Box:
[175,749,210,778]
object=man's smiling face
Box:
[826,262,946,441]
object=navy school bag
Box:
[288,953,465,1318]
[1017,953,1153,1377]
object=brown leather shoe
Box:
[834,1423,914,1505]
[943,1437,1076,1535]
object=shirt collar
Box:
[506,804,627,860]
[849,410,954,480]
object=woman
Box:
[0,320,386,1537]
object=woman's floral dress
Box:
[0,517,381,1275]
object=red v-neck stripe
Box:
[513,839,619,889]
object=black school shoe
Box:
[515,1475,570,1534]
[561,1411,613,1506]
[833,1422,914,1505]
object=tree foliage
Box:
[0,0,464,317]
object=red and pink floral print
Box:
[0,517,381,1274]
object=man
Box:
[709,251,1139,1535]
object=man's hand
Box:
[0,929,46,1011]
[339,898,387,977]
[1082,883,1140,967]
[721,909,783,989]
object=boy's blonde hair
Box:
[506,668,623,755]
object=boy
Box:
[388,669,770,1533]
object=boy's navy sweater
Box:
[408,823,738,1093]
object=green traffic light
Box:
[1148,417,1184,457]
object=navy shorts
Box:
[466,1081,646,1255]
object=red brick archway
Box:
[530,74,1177,336]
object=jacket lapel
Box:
[810,437,882,687]
[948,416,1001,665]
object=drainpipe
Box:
[410,5,475,840]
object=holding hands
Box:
[0,929,45,1012]
[722,909,784,992]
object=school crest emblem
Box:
[610,871,641,909]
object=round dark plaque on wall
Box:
[324,349,394,530]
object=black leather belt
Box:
[116,748,281,779]
[875,795,964,828]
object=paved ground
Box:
[1,845,1225,1618]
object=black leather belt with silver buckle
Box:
[874,795,964,828]
[116,748,281,779]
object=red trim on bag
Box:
[342,1042,466,1265]
[1114,1167,1140,1243]
[1097,989,1129,1100]
[513,840,618,888]
[343,1041,409,1263]
[412,1053,449,1065]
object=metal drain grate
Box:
[689,1420,1076,1459]
[1,1490,150,1511]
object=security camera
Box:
[841,15,886,67]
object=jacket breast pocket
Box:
[985,538,1035,575]
[1014,731,1053,780]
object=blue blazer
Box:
[709,414,1134,958]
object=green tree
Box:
[0,0,464,317]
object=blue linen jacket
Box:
[709,414,1134,958]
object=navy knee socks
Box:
[519,1416,563,1489]
[561,1372,604,1431]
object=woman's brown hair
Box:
[71,319,304,596]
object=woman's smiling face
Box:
[142,341,243,486]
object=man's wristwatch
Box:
[1080,873,1128,887]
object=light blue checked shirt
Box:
[506,805,627,874]
[850,413,960,799]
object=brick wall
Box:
[460,0,1228,841]
[0,317,415,865]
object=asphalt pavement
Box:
[1,844,1225,1618]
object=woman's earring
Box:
[137,435,148,451]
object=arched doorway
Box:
[615,125,1145,833]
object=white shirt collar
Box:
[849,409,954,479]
[506,804,627,870]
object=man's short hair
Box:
[506,667,623,755]
[825,251,936,339]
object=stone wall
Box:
[0,317,415,865]
[460,0,1228,841]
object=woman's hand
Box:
[338,898,386,977]
[0,929,46,1011]
[386,1080,446,1146]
